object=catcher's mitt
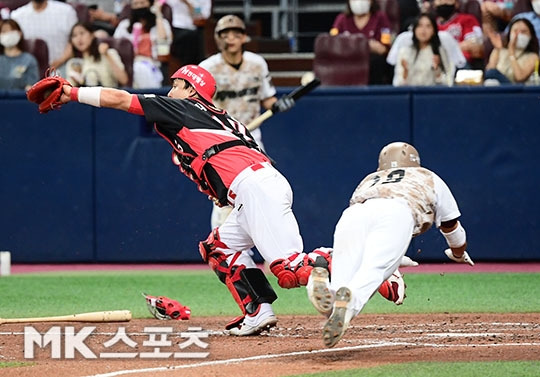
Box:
[27,69,71,114]
[143,293,191,320]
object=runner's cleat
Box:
[307,267,333,317]
[322,286,354,347]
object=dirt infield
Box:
[1,312,539,377]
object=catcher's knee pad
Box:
[199,228,227,263]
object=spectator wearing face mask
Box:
[10,0,78,70]
[0,19,39,90]
[484,17,539,84]
[507,0,540,40]
[331,0,394,85]
[114,0,173,88]
[433,0,484,68]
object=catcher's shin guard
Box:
[270,248,333,289]
[199,229,277,318]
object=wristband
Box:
[440,221,466,248]
[77,87,102,107]
[70,87,79,102]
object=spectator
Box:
[507,0,540,39]
[0,19,39,90]
[484,17,539,83]
[11,0,78,69]
[331,0,394,85]
[434,0,485,68]
[482,0,515,35]
[388,29,467,70]
[65,22,129,87]
[199,14,295,230]
[393,13,454,86]
[167,0,211,74]
[114,0,172,88]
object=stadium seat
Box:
[377,0,400,34]
[23,38,49,78]
[71,2,90,23]
[460,0,482,24]
[97,37,134,87]
[512,0,533,16]
[0,0,29,11]
[313,33,370,86]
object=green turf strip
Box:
[0,361,34,368]
[0,271,539,317]
[285,361,540,377]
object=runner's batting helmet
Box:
[214,14,247,50]
[378,142,421,171]
[171,65,216,103]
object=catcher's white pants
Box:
[211,203,233,229]
[330,198,414,315]
[217,162,303,264]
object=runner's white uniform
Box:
[331,166,461,315]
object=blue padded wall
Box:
[263,87,411,254]
[0,92,94,262]
[411,87,540,261]
[1,86,539,262]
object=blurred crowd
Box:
[329,0,540,86]
[0,0,210,89]
[1,0,539,90]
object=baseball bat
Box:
[246,77,321,131]
[0,310,132,325]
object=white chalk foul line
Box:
[80,340,540,377]
[81,341,409,377]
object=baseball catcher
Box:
[28,64,332,336]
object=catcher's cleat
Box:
[378,270,406,305]
[322,287,354,348]
[227,303,278,336]
[306,267,333,317]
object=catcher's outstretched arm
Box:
[62,85,134,112]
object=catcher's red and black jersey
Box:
[136,94,269,205]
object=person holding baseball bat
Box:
[199,14,295,229]
[42,64,331,336]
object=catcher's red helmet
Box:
[171,65,216,103]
